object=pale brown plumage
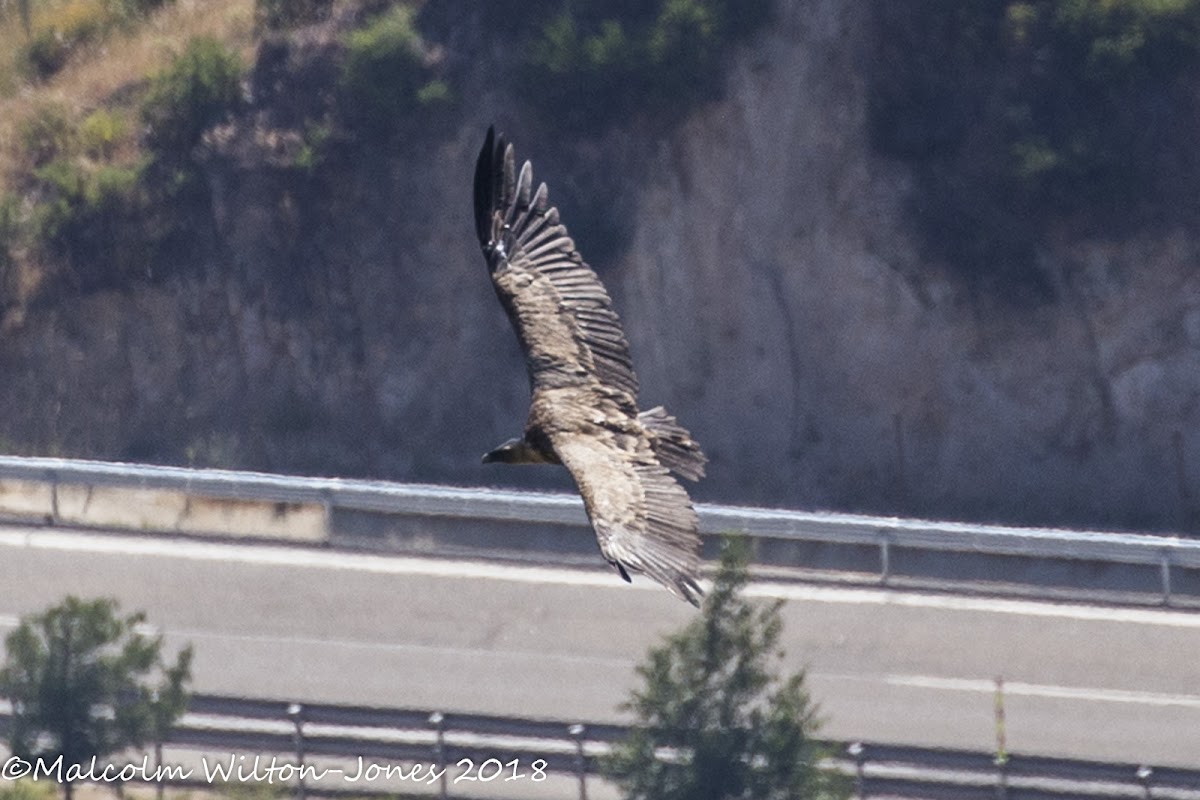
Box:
[474,126,707,605]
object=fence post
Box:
[1159,550,1172,607]
[286,703,305,800]
[994,678,1008,800]
[48,469,60,525]
[1137,765,1153,799]
[321,488,335,542]
[878,530,891,585]
[154,740,164,800]
[569,723,587,800]
[846,742,865,799]
[429,712,447,800]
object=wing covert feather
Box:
[551,430,703,605]
[474,128,639,396]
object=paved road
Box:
[1,525,1198,771]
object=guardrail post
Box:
[1137,765,1153,799]
[47,469,60,525]
[569,723,587,800]
[286,703,305,800]
[1159,551,1172,607]
[846,742,865,799]
[154,739,164,800]
[321,489,335,543]
[429,712,447,800]
[878,531,891,585]
[994,678,1008,800]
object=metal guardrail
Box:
[4,694,1199,799]
[0,454,1198,603]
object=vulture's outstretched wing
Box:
[550,425,703,605]
[474,127,705,604]
[474,127,639,397]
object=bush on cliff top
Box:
[142,36,244,157]
[870,0,1200,299]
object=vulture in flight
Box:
[474,127,708,605]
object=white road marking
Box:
[745,583,1200,627]
[4,593,1195,713]
[4,525,1200,717]
[882,674,1200,710]
[2,525,1199,629]
[0,525,644,587]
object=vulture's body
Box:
[474,127,707,605]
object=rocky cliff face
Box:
[2,0,1198,533]
[610,0,1200,532]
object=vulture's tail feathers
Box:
[639,406,707,482]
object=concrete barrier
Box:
[0,478,55,521]
[0,479,325,542]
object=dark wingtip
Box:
[616,562,632,583]
[474,126,497,247]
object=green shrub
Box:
[0,194,18,244]
[79,108,131,161]
[417,0,766,127]
[996,0,1200,197]
[530,13,640,112]
[0,193,20,298]
[142,37,244,158]
[30,160,88,243]
[17,103,75,168]
[31,159,153,292]
[19,1,112,79]
[0,779,59,800]
[255,0,335,30]
[33,160,135,236]
[868,0,1200,298]
[521,0,771,127]
[416,78,453,107]
[23,30,73,79]
[294,120,332,172]
[8,100,161,299]
[340,4,442,132]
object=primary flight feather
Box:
[474,126,708,605]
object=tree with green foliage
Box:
[340,4,450,134]
[149,641,194,800]
[522,0,771,128]
[0,779,57,800]
[416,0,770,129]
[605,537,846,800]
[869,0,1200,298]
[0,597,194,800]
[0,193,19,301]
[29,157,152,293]
[142,36,243,158]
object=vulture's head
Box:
[482,437,554,465]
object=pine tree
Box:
[605,537,847,800]
[0,597,193,800]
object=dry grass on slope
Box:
[0,0,256,186]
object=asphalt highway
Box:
[0,525,1198,770]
